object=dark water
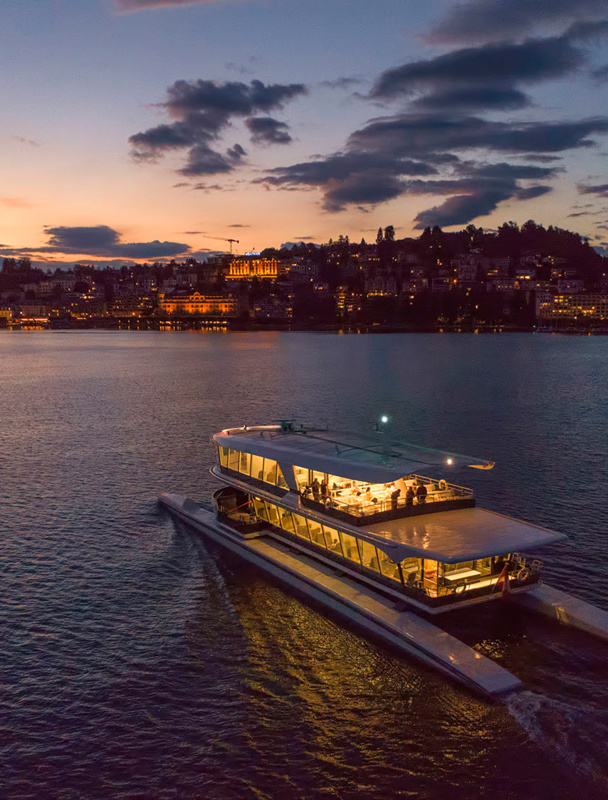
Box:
[1,331,607,799]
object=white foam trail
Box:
[508,690,608,790]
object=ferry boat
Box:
[160,421,608,698]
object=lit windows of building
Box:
[226,256,279,280]
[159,291,238,317]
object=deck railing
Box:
[302,474,474,522]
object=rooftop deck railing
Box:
[301,474,474,524]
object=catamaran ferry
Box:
[160,421,608,698]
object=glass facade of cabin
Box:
[215,443,541,606]
[244,493,540,607]
[217,445,289,493]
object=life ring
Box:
[517,567,530,582]
[439,480,447,491]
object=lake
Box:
[0,331,607,799]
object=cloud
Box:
[0,197,32,208]
[371,35,585,100]
[411,87,530,111]
[115,1,217,12]
[349,114,608,156]
[319,77,364,90]
[593,64,608,82]
[227,224,250,228]
[245,116,293,145]
[129,78,306,176]
[12,136,39,147]
[427,0,608,44]
[578,183,608,196]
[5,225,190,259]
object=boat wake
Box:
[507,690,608,792]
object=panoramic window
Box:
[339,531,361,565]
[250,454,264,482]
[377,549,401,582]
[292,513,311,540]
[218,446,229,467]
[358,539,380,573]
[227,448,240,471]
[322,525,343,555]
[307,517,325,547]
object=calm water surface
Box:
[0,331,607,799]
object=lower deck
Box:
[214,486,541,611]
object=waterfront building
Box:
[159,291,239,317]
[536,294,608,324]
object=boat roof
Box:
[213,425,494,484]
[361,507,567,564]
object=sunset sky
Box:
[2,0,608,266]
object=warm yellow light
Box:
[447,458,454,465]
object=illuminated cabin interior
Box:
[212,423,563,611]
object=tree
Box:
[384,225,395,242]
[376,228,383,245]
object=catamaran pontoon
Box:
[160,421,608,698]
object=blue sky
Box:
[1,0,608,264]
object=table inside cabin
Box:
[444,569,481,581]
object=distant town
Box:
[1,220,607,332]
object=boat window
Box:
[252,496,268,522]
[401,558,422,588]
[307,517,325,547]
[423,559,438,597]
[227,449,240,471]
[339,531,361,565]
[218,446,229,467]
[264,501,280,526]
[474,558,492,575]
[263,458,279,484]
[377,549,401,582]
[322,525,343,556]
[276,466,288,489]
[279,508,295,533]
[250,455,264,482]
[294,465,308,491]
[292,513,311,540]
[238,451,250,476]
[357,539,381,573]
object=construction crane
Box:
[200,236,240,254]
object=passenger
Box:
[416,482,428,504]
[405,486,415,509]
[321,478,329,499]
[311,478,321,502]
[390,487,401,510]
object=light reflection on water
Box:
[0,330,607,799]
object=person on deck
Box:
[405,486,415,509]
[311,478,320,502]
[416,482,428,504]
[390,486,401,510]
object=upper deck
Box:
[213,423,489,525]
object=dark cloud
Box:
[411,87,530,111]
[427,0,608,44]
[593,64,608,82]
[116,1,213,12]
[12,136,39,147]
[245,117,293,145]
[13,225,190,259]
[227,224,251,228]
[319,77,364,90]
[568,211,594,217]
[371,35,585,100]
[129,78,306,175]
[349,114,608,156]
[578,183,608,196]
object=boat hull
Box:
[159,492,522,699]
